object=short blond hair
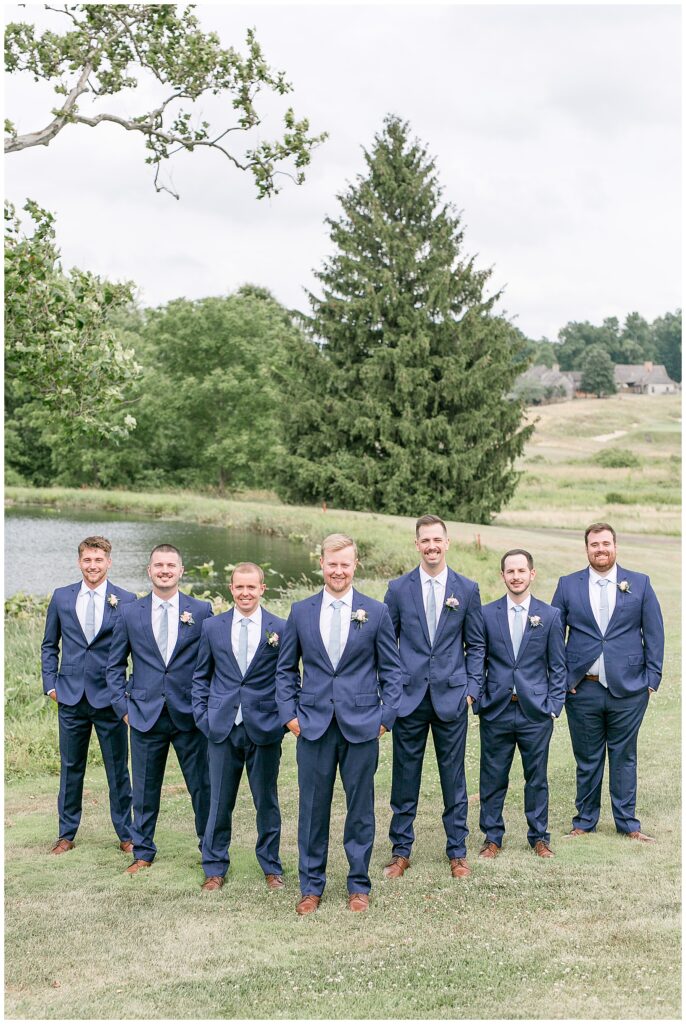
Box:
[321,533,358,558]
[231,561,265,583]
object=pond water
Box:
[4,506,321,600]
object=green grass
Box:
[4,479,681,1018]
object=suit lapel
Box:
[308,592,333,669]
[242,608,274,679]
[69,583,89,644]
[605,565,628,636]
[515,597,538,661]
[98,582,115,637]
[169,593,189,662]
[410,569,431,648]
[576,569,600,635]
[335,589,365,671]
[140,594,165,666]
[496,596,515,663]
[433,568,457,647]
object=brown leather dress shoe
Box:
[201,875,224,891]
[119,840,134,854]
[295,894,321,915]
[125,859,152,875]
[562,828,589,838]
[50,838,75,855]
[533,840,555,858]
[383,855,411,878]
[627,831,656,843]
[478,841,500,859]
[449,857,471,879]
[265,873,285,890]
[348,893,370,912]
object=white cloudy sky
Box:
[4,1,681,339]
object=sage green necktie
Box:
[329,600,343,667]
[85,590,96,644]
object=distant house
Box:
[512,363,576,403]
[613,362,679,395]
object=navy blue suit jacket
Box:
[275,589,402,743]
[384,566,486,719]
[41,581,137,708]
[476,595,566,723]
[107,592,213,732]
[192,607,287,745]
[551,565,664,697]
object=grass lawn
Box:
[4,478,681,1017]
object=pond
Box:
[4,505,321,600]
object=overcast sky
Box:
[4,2,681,340]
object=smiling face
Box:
[147,549,184,597]
[586,529,617,575]
[230,569,266,617]
[320,544,357,597]
[78,547,112,589]
[415,523,450,575]
[501,553,536,600]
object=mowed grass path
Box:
[4,496,680,1018]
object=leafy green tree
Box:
[580,344,616,397]
[621,312,656,361]
[5,200,141,484]
[556,321,602,370]
[5,4,326,199]
[652,309,681,383]
[276,115,534,522]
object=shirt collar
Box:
[507,595,531,615]
[419,566,448,587]
[322,588,353,609]
[79,580,108,598]
[152,591,180,609]
[589,566,617,585]
[236,606,262,626]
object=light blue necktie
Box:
[84,590,96,644]
[157,601,170,663]
[238,617,249,675]
[427,580,437,645]
[512,605,524,659]
[328,600,343,668]
[597,579,609,687]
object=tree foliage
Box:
[5,4,326,199]
[580,344,617,397]
[276,116,534,522]
[555,310,679,375]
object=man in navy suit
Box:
[476,549,566,859]
[276,533,402,914]
[552,523,664,842]
[383,515,485,880]
[192,562,287,893]
[41,535,136,855]
[107,543,213,873]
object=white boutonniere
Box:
[266,630,280,648]
[180,610,195,626]
[107,594,119,608]
[617,580,631,594]
[445,595,460,610]
[528,615,542,628]
[351,609,368,628]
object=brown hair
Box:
[584,522,617,545]
[148,543,183,564]
[78,536,112,557]
[501,548,534,572]
[231,561,265,583]
[321,533,358,558]
[415,514,447,537]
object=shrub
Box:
[605,492,637,505]
[594,448,642,468]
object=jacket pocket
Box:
[132,689,147,700]
[627,655,644,666]
[208,696,223,708]
[259,699,277,712]
[448,670,468,687]
[355,693,379,706]
[298,691,316,706]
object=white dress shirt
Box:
[231,606,262,727]
[588,565,617,676]
[76,579,107,639]
[419,565,447,631]
[507,594,531,643]
[152,591,179,665]
[320,588,353,661]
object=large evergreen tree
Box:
[277,115,533,522]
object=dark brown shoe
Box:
[533,840,555,858]
[383,855,411,878]
[627,831,656,843]
[201,875,224,891]
[125,859,152,875]
[478,841,500,859]
[348,893,370,912]
[449,857,471,879]
[295,894,321,915]
[49,838,75,855]
[265,873,284,890]
[119,840,134,854]
[562,828,589,838]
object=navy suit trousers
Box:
[479,702,554,847]
[565,681,649,833]
[296,717,379,896]
[57,695,132,842]
[202,723,282,878]
[129,706,210,861]
[390,689,469,860]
